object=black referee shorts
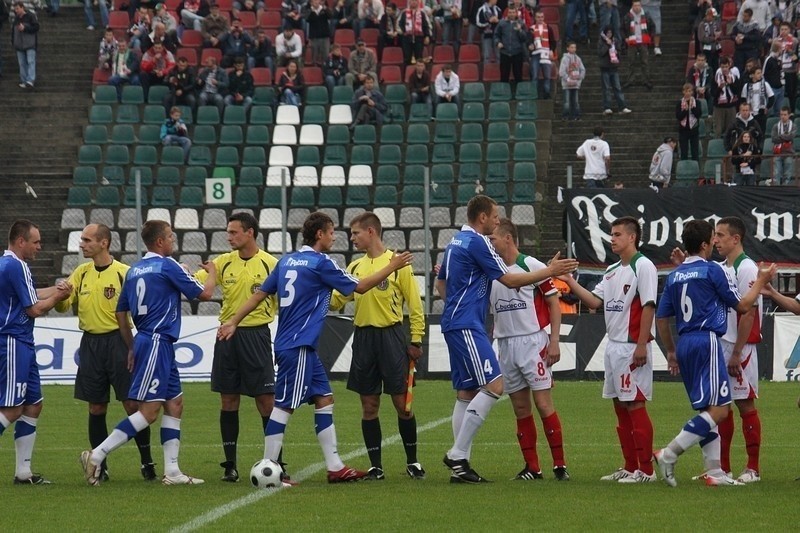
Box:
[211,325,275,396]
[74,331,132,404]
[347,323,410,396]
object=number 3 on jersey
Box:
[281,270,298,307]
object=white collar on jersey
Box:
[299,245,314,252]
[683,256,705,264]
[3,250,19,258]
[143,251,163,259]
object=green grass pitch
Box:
[4,380,800,531]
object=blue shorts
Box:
[274,347,332,410]
[677,331,731,410]
[128,333,182,402]
[0,336,42,407]
[444,329,502,391]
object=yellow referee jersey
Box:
[54,260,129,334]
[195,250,278,327]
[330,250,425,343]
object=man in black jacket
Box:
[12,1,40,89]
[164,56,198,115]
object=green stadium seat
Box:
[402,185,425,205]
[197,106,221,125]
[67,186,92,206]
[431,164,454,184]
[215,146,240,166]
[253,87,275,106]
[458,163,481,183]
[457,183,479,203]
[515,100,538,120]
[332,86,354,104]
[161,146,186,165]
[242,146,267,167]
[262,187,282,207]
[105,145,130,165]
[219,125,243,145]
[487,162,508,181]
[514,122,537,141]
[152,185,176,206]
[675,160,700,185]
[409,103,432,122]
[246,125,270,144]
[94,85,117,104]
[90,105,113,124]
[434,122,457,143]
[462,103,484,122]
[376,165,400,184]
[436,103,459,122]
[133,145,158,165]
[699,98,709,118]
[485,182,508,202]
[318,186,342,206]
[489,82,512,101]
[194,125,218,145]
[121,85,145,104]
[487,142,510,162]
[296,146,320,166]
[235,186,260,207]
[703,159,723,181]
[346,185,370,205]
[143,105,166,124]
[353,125,377,144]
[102,166,125,185]
[73,166,98,185]
[324,145,348,165]
[351,145,374,165]
[303,105,327,125]
[406,123,430,144]
[213,167,236,180]
[84,125,109,144]
[386,103,406,123]
[250,106,274,125]
[223,106,247,125]
[432,143,455,163]
[405,145,429,164]
[430,183,453,205]
[305,86,330,105]
[96,186,121,206]
[384,84,409,104]
[706,138,726,158]
[462,82,486,102]
[239,166,264,186]
[513,162,537,182]
[459,123,484,143]
[79,145,103,165]
[459,143,483,163]
[116,104,140,123]
[378,144,402,165]
[178,105,193,124]
[179,186,204,206]
[380,124,404,144]
[513,142,537,161]
[404,165,426,184]
[128,166,153,185]
[515,81,537,100]
[487,123,510,142]
[156,166,181,186]
[373,185,398,206]
[123,186,148,206]
[327,125,350,145]
[511,183,534,203]
[110,124,136,145]
[184,167,208,185]
[488,102,511,121]
[137,125,161,145]
[147,85,170,105]
[291,187,316,207]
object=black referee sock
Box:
[362,418,382,469]
[89,413,108,471]
[134,426,153,465]
[220,410,239,465]
[398,415,418,464]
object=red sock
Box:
[628,406,654,475]
[718,409,734,474]
[542,412,565,467]
[614,403,637,473]
[741,409,761,473]
[516,416,541,472]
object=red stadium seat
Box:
[259,11,282,29]
[341,47,351,61]
[482,62,501,82]
[251,68,272,85]
[540,6,560,23]
[92,68,110,85]
[176,47,198,65]
[361,28,379,47]
[216,0,232,10]
[238,11,257,30]
[404,64,415,81]
[274,67,286,85]
[200,47,223,65]
[382,47,404,65]
[457,63,479,82]
[303,47,314,65]
[432,45,455,64]
[264,29,278,42]
[108,11,130,30]
[458,44,481,63]
[181,30,203,48]
[304,66,324,85]
[380,65,403,84]
[431,63,444,80]
[165,0,181,9]
[722,1,737,21]
[720,38,734,58]
[688,39,696,57]
[265,0,282,9]
[334,28,356,48]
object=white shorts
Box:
[720,339,759,400]
[496,330,553,395]
[602,340,653,402]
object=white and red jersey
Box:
[721,253,762,344]
[490,254,557,339]
[592,252,657,343]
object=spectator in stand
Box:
[640,0,662,55]
[351,73,387,126]
[324,43,348,96]
[439,0,462,55]
[164,56,197,114]
[143,22,179,53]
[407,60,432,113]
[305,0,332,67]
[181,0,209,32]
[741,65,774,134]
[696,7,722,74]
[712,56,741,138]
[494,5,528,84]
[778,22,798,113]
[98,28,119,71]
[84,0,109,30]
[12,1,38,89]
[398,0,431,65]
[220,19,255,68]
[331,0,355,36]
[502,0,531,26]
[225,57,255,113]
[731,8,762,73]
[772,106,796,184]
[741,56,758,83]
[676,84,702,161]
[564,0,588,45]
[108,39,141,101]
[763,13,782,54]
[738,0,771,32]
[282,0,304,30]
[140,41,176,99]
[559,41,586,121]
[160,106,192,162]
[648,136,677,188]
[202,3,230,49]
[129,6,151,51]
[345,38,378,87]
[475,0,500,63]
[599,25,631,114]
[731,130,761,184]
[528,8,557,100]
[576,126,611,187]
[724,101,763,152]
[152,3,178,40]
[250,28,275,72]
[774,0,796,22]
[622,0,655,90]
[463,0,481,46]
[196,56,229,115]
[275,26,304,67]
[233,0,264,21]
[599,0,621,43]
[763,41,783,116]
[355,0,385,38]
[433,63,460,113]
[378,2,400,60]
[278,59,305,105]
[686,53,712,114]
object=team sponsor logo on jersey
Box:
[103,286,116,300]
[286,258,309,267]
[377,279,389,291]
[673,270,700,282]
[494,297,527,313]
[605,270,617,281]
[450,238,463,246]
[131,264,159,276]
[605,299,624,312]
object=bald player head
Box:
[79,224,113,265]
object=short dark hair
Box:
[141,220,171,248]
[682,219,713,254]
[302,212,334,246]
[228,211,258,236]
[593,126,604,137]
[350,212,382,235]
[496,218,518,243]
[466,195,497,223]
[95,223,112,247]
[743,7,753,16]
[611,216,641,249]
[8,219,38,245]
[717,216,746,239]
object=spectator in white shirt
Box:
[275,26,304,67]
[434,64,460,113]
[576,126,611,187]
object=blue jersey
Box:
[116,253,204,341]
[261,246,358,351]
[437,225,508,332]
[0,251,38,345]
[656,256,741,336]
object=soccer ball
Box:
[250,459,283,489]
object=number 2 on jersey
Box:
[281,270,298,306]
[136,278,148,315]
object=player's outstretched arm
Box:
[735,262,777,314]
[763,283,800,314]
[558,273,602,310]
[218,289,269,340]
[26,282,73,318]
[656,317,679,376]
[354,251,414,294]
[197,261,218,301]
[499,252,578,289]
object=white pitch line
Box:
[171,414,453,533]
